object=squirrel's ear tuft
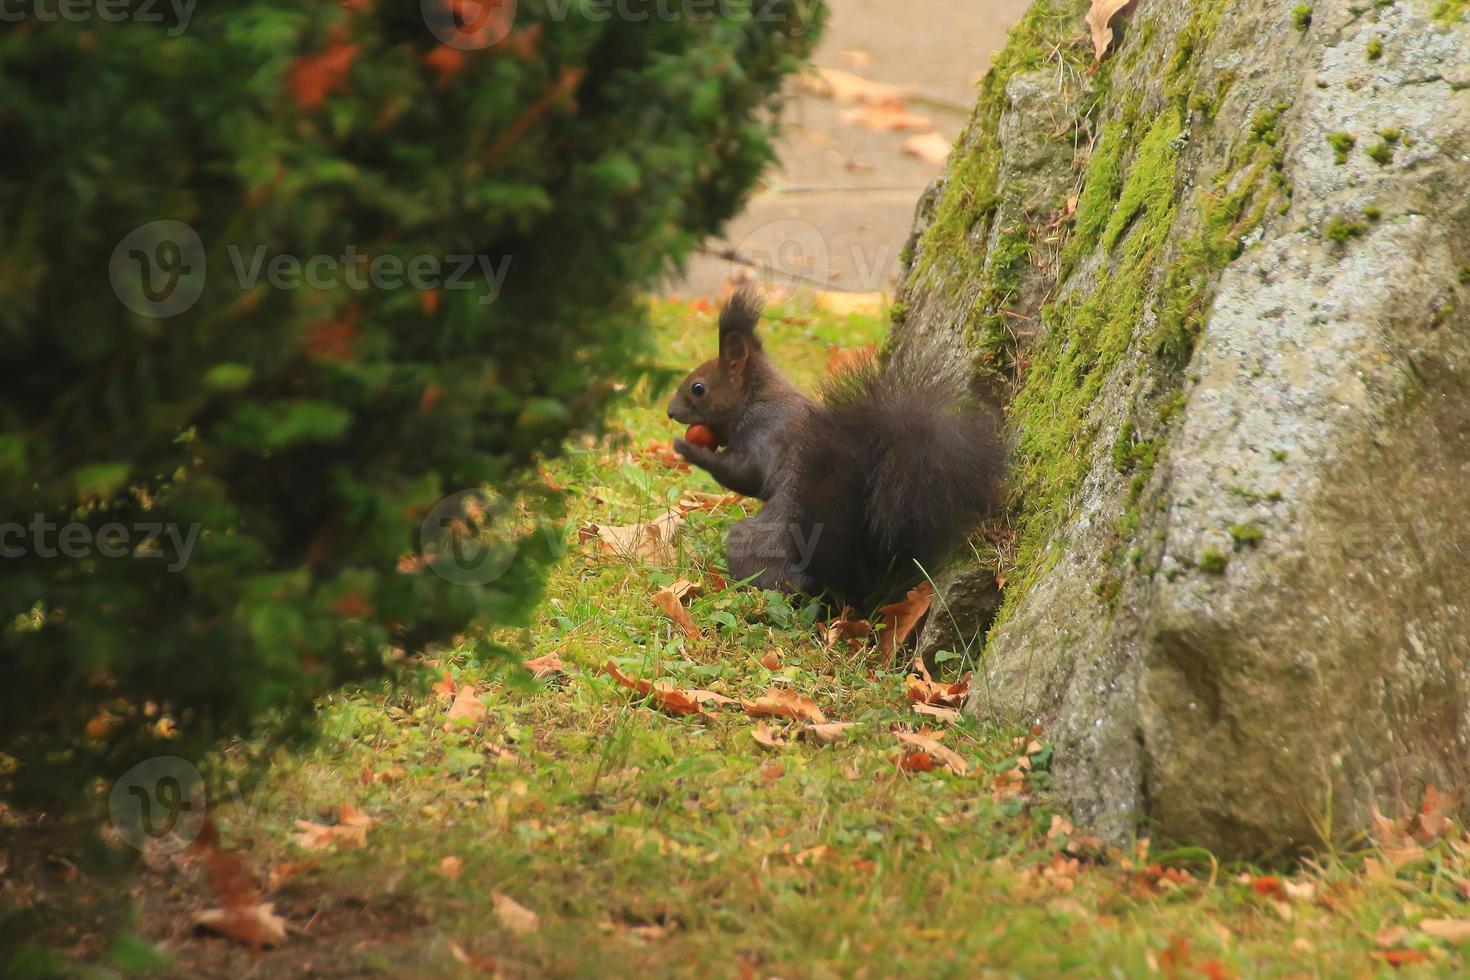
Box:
[718,285,764,364]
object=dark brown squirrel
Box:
[668,286,1007,603]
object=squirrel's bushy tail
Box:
[815,359,1006,578]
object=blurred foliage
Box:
[0,0,822,807]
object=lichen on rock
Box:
[891,0,1470,855]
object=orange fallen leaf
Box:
[760,762,785,782]
[1085,0,1139,62]
[438,856,464,880]
[839,104,933,133]
[1375,949,1428,966]
[677,491,743,514]
[446,685,487,728]
[524,653,566,679]
[894,729,968,775]
[266,859,320,891]
[291,804,374,852]
[752,723,789,748]
[803,722,858,744]
[431,670,457,698]
[637,441,692,471]
[581,509,684,563]
[1420,918,1470,943]
[194,902,288,947]
[899,751,936,773]
[492,891,539,934]
[287,39,360,111]
[759,651,781,670]
[742,687,828,725]
[878,583,933,665]
[1249,875,1285,900]
[797,66,914,106]
[902,131,953,165]
[912,703,960,723]
[905,673,970,708]
[603,662,712,717]
[652,583,702,639]
[822,609,872,650]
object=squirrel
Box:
[668,286,1007,603]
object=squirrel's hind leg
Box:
[726,514,803,592]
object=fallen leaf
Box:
[524,652,566,679]
[912,703,960,723]
[839,105,933,133]
[803,722,858,744]
[752,723,789,748]
[677,491,744,514]
[291,805,374,852]
[894,730,968,776]
[438,856,464,880]
[837,49,870,70]
[266,859,319,891]
[760,762,785,782]
[1375,949,1428,965]
[637,441,691,471]
[742,687,828,725]
[604,662,711,717]
[582,509,684,563]
[797,66,914,106]
[194,903,288,947]
[446,685,487,728]
[431,670,457,698]
[906,673,970,709]
[492,892,539,934]
[1376,924,1409,948]
[1249,875,1285,900]
[878,583,933,665]
[1085,0,1138,62]
[653,584,702,638]
[899,751,936,772]
[759,651,781,670]
[822,609,872,650]
[686,689,739,708]
[1420,918,1470,943]
[287,39,360,111]
[902,131,953,165]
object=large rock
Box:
[893,0,1470,856]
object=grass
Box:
[10,300,1470,977]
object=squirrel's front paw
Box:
[673,438,715,466]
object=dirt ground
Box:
[672,0,1030,299]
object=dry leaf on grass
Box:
[524,652,566,679]
[291,804,375,852]
[905,673,970,708]
[822,609,872,651]
[604,661,730,716]
[580,509,684,564]
[1420,918,1470,943]
[431,670,457,698]
[878,582,933,665]
[742,687,828,725]
[492,892,539,934]
[895,730,969,776]
[266,859,319,891]
[194,902,288,947]
[636,441,691,471]
[803,722,858,744]
[899,751,936,773]
[445,685,487,728]
[759,651,781,670]
[652,584,702,639]
[752,723,789,749]
[912,703,961,723]
[677,491,744,514]
[902,131,953,165]
[437,856,464,880]
[838,104,933,133]
[1086,0,1138,62]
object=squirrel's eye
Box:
[691,382,706,397]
